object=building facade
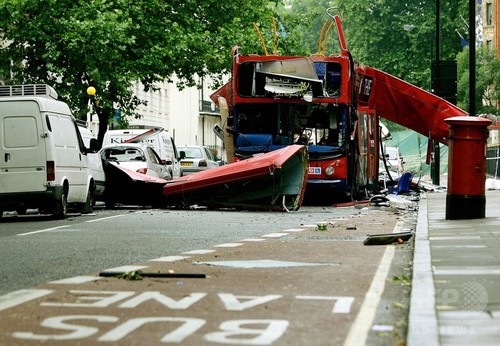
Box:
[102,76,224,159]
[480,0,499,53]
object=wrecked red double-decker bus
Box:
[211,13,380,203]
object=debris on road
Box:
[363,231,414,245]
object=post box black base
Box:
[446,194,485,220]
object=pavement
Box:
[408,188,500,346]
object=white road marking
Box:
[0,289,53,311]
[149,256,191,262]
[240,238,266,242]
[296,296,354,314]
[197,259,332,269]
[182,249,216,255]
[17,226,70,236]
[49,276,102,284]
[101,265,148,273]
[282,228,306,232]
[86,214,125,223]
[214,243,243,248]
[343,221,403,346]
[262,232,289,238]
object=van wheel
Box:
[79,187,95,214]
[105,198,115,209]
[16,206,27,215]
[53,193,68,220]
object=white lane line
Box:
[240,238,266,242]
[86,214,125,223]
[214,243,243,248]
[262,232,289,238]
[182,249,216,255]
[149,256,191,262]
[0,289,53,311]
[49,276,102,284]
[17,225,70,236]
[282,228,307,232]
[343,221,403,346]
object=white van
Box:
[102,128,180,178]
[0,84,95,219]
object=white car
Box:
[178,145,220,176]
[100,143,172,180]
[385,146,404,174]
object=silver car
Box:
[178,145,220,176]
[100,143,172,180]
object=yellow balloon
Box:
[87,86,96,96]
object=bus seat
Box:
[235,134,273,148]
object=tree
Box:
[276,0,342,56]
[457,46,500,116]
[337,0,465,90]
[0,0,281,146]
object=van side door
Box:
[46,114,88,203]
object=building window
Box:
[486,2,493,26]
[486,40,493,50]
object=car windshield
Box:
[103,147,145,162]
[182,147,203,159]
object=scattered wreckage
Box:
[101,144,308,212]
[98,9,469,211]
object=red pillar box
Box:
[445,116,492,219]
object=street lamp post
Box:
[468,0,476,117]
[431,0,441,186]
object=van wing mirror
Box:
[87,138,99,153]
[179,151,186,160]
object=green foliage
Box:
[457,46,500,116]
[1,0,497,127]
[337,0,465,90]
[392,274,411,286]
[118,271,143,281]
[277,0,342,56]
[0,0,281,122]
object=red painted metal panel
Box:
[355,65,468,144]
